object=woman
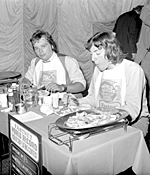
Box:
[78,32,149,136]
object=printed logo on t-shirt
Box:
[39,70,57,86]
[99,79,122,111]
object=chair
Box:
[0,133,9,174]
[145,118,150,152]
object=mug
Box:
[43,96,52,106]
[15,102,27,114]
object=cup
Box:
[51,93,59,108]
[15,102,27,114]
[61,93,69,107]
[23,86,38,108]
[38,96,44,106]
[0,93,8,108]
[43,96,52,106]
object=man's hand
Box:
[46,82,64,92]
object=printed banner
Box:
[8,114,42,175]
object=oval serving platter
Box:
[55,109,128,133]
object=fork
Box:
[70,97,79,106]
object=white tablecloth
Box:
[0,107,150,175]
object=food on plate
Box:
[54,106,79,116]
[65,111,120,128]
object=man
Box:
[76,32,149,136]
[22,30,86,97]
[135,1,150,109]
[113,5,143,60]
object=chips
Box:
[65,111,118,128]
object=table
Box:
[0,106,150,175]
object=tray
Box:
[55,109,129,134]
[0,71,21,80]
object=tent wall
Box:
[0,0,147,86]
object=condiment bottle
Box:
[11,83,20,104]
[7,88,15,112]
